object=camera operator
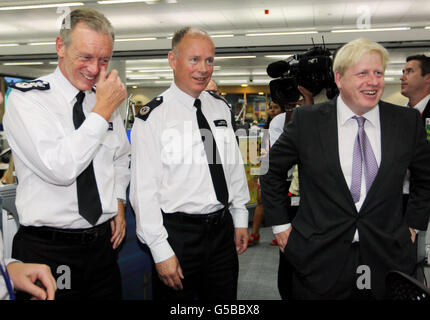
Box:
[269,85,314,146]
[268,85,315,300]
[264,46,335,299]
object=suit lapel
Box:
[360,101,398,212]
[317,99,357,214]
[421,99,430,127]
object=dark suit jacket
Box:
[261,98,430,298]
[421,98,430,127]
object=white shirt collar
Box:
[170,82,203,110]
[337,95,379,127]
[408,93,430,114]
[53,67,81,104]
[53,67,95,104]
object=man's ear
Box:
[334,71,342,89]
[168,50,177,71]
[423,72,430,86]
[56,36,65,59]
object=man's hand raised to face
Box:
[92,68,127,122]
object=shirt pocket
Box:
[100,133,119,161]
[161,120,203,166]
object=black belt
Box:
[162,207,228,225]
[19,220,110,244]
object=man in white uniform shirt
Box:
[261,38,430,299]
[3,9,130,299]
[130,27,249,300]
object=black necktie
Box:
[194,99,229,207]
[73,91,103,225]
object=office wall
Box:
[382,83,409,106]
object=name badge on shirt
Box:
[108,122,113,131]
[214,119,227,127]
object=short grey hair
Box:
[171,27,211,54]
[60,8,115,47]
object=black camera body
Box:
[267,46,338,105]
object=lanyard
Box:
[0,262,15,300]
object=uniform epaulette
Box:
[135,96,163,121]
[10,80,50,92]
[208,91,231,109]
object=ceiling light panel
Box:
[331,27,410,33]
[115,37,157,42]
[215,56,256,60]
[0,2,83,10]
[0,43,19,47]
[98,0,160,4]
[246,31,317,36]
[3,62,44,65]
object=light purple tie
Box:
[350,116,378,203]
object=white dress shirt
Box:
[337,96,381,241]
[130,83,250,263]
[403,93,430,194]
[3,67,130,229]
[272,96,382,242]
[0,231,16,300]
[269,112,285,147]
[269,113,295,235]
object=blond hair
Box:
[333,38,389,76]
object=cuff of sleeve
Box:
[82,112,109,138]
[272,223,291,234]
[230,208,249,228]
[5,258,20,266]
[149,241,175,264]
[115,186,128,203]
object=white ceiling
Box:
[0,0,429,86]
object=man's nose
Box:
[87,59,99,75]
[198,61,210,74]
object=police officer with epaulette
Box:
[130,27,250,300]
[3,8,130,300]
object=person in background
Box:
[3,8,130,300]
[205,79,236,131]
[130,27,249,300]
[248,100,285,246]
[0,156,15,185]
[205,79,220,95]
[400,55,430,213]
[267,86,314,300]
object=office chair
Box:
[386,270,430,300]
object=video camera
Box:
[267,46,338,105]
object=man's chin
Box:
[77,80,96,91]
